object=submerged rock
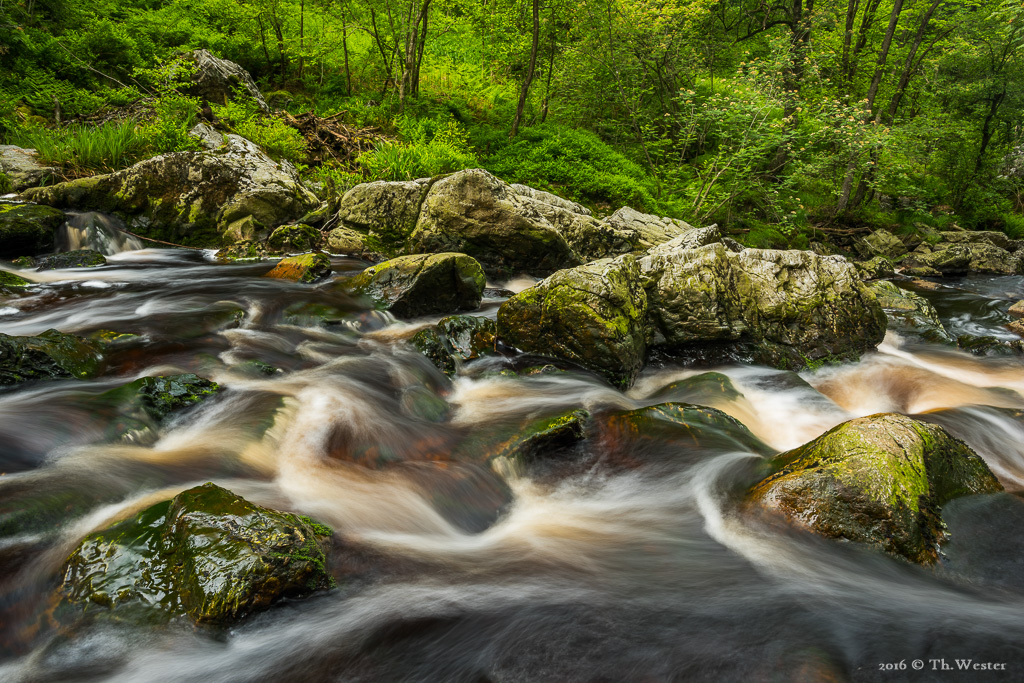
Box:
[642,243,886,370]
[481,409,590,468]
[497,255,648,388]
[0,202,64,257]
[411,315,497,375]
[23,135,318,247]
[747,413,1003,564]
[33,249,107,270]
[956,334,1024,357]
[59,483,334,625]
[135,373,221,422]
[0,329,102,386]
[597,402,771,464]
[647,372,744,407]
[349,252,485,317]
[264,252,332,283]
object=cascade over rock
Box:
[22,135,318,247]
[747,413,1003,564]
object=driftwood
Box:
[281,111,385,170]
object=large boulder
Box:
[868,280,952,344]
[59,483,333,625]
[334,178,432,248]
[496,255,648,388]
[408,169,583,276]
[901,244,971,276]
[0,146,59,191]
[641,242,886,369]
[349,252,486,317]
[747,413,1002,564]
[184,49,269,112]
[0,329,102,386]
[602,207,693,250]
[22,135,318,247]
[0,202,65,257]
[938,230,1018,252]
[963,242,1023,275]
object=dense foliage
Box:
[2,0,1023,240]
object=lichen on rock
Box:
[348,252,485,317]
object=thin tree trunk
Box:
[836,0,904,212]
[299,0,305,79]
[414,4,428,97]
[370,9,395,98]
[510,0,540,138]
[341,5,352,95]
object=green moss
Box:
[0,270,31,287]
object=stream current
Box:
[1,245,1024,682]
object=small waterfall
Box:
[58,211,145,254]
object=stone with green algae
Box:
[58,482,334,625]
[0,202,64,257]
[747,413,1003,564]
[267,223,321,254]
[348,252,485,318]
[411,315,497,376]
[497,255,647,389]
[0,329,102,386]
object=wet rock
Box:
[0,329,102,386]
[411,315,496,376]
[497,255,648,389]
[33,249,107,270]
[956,334,1024,357]
[854,255,895,280]
[855,229,907,260]
[647,372,744,407]
[747,413,1003,564]
[264,252,332,283]
[1008,320,1024,338]
[135,373,221,422]
[1009,300,1024,319]
[23,135,318,247]
[221,214,268,244]
[0,146,59,191]
[483,409,590,468]
[868,280,953,344]
[349,252,485,318]
[267,223,321,254]
[215,239,267,260]
[184,49,269,112]
[598,402,771,464]
[642,243,886,370]
[59,483,333,625]
[0,202,64,257]
[0,269,31,295]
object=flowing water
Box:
[1,250,1024,682]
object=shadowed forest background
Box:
[2,0,1023,248]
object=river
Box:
[1,244,1023,682]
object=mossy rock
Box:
[88,329,143,349]
[457,408,590,468]
[264,252,332,283]
[956,334,1024,357]
[59,483,334,626]
[34,249,107,270]
[326,226,370,255]
[0,269,30,287]
[0,203,64,257]
[497,255,647,389]
[267,223,321,254]
[747,413,1003,564]
[135,373,221,422]
[348,252,486,318]
[854,256,895,280]
[0,329,102,386]
[411,315,497,376]
[215,239,267,260]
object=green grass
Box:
[12,121,145,174]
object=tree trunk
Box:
[341,4,352,96]
[510,0,540,138]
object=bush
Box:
[484,124,658,212]
[357,115,477,180]
[212,95,306,162]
